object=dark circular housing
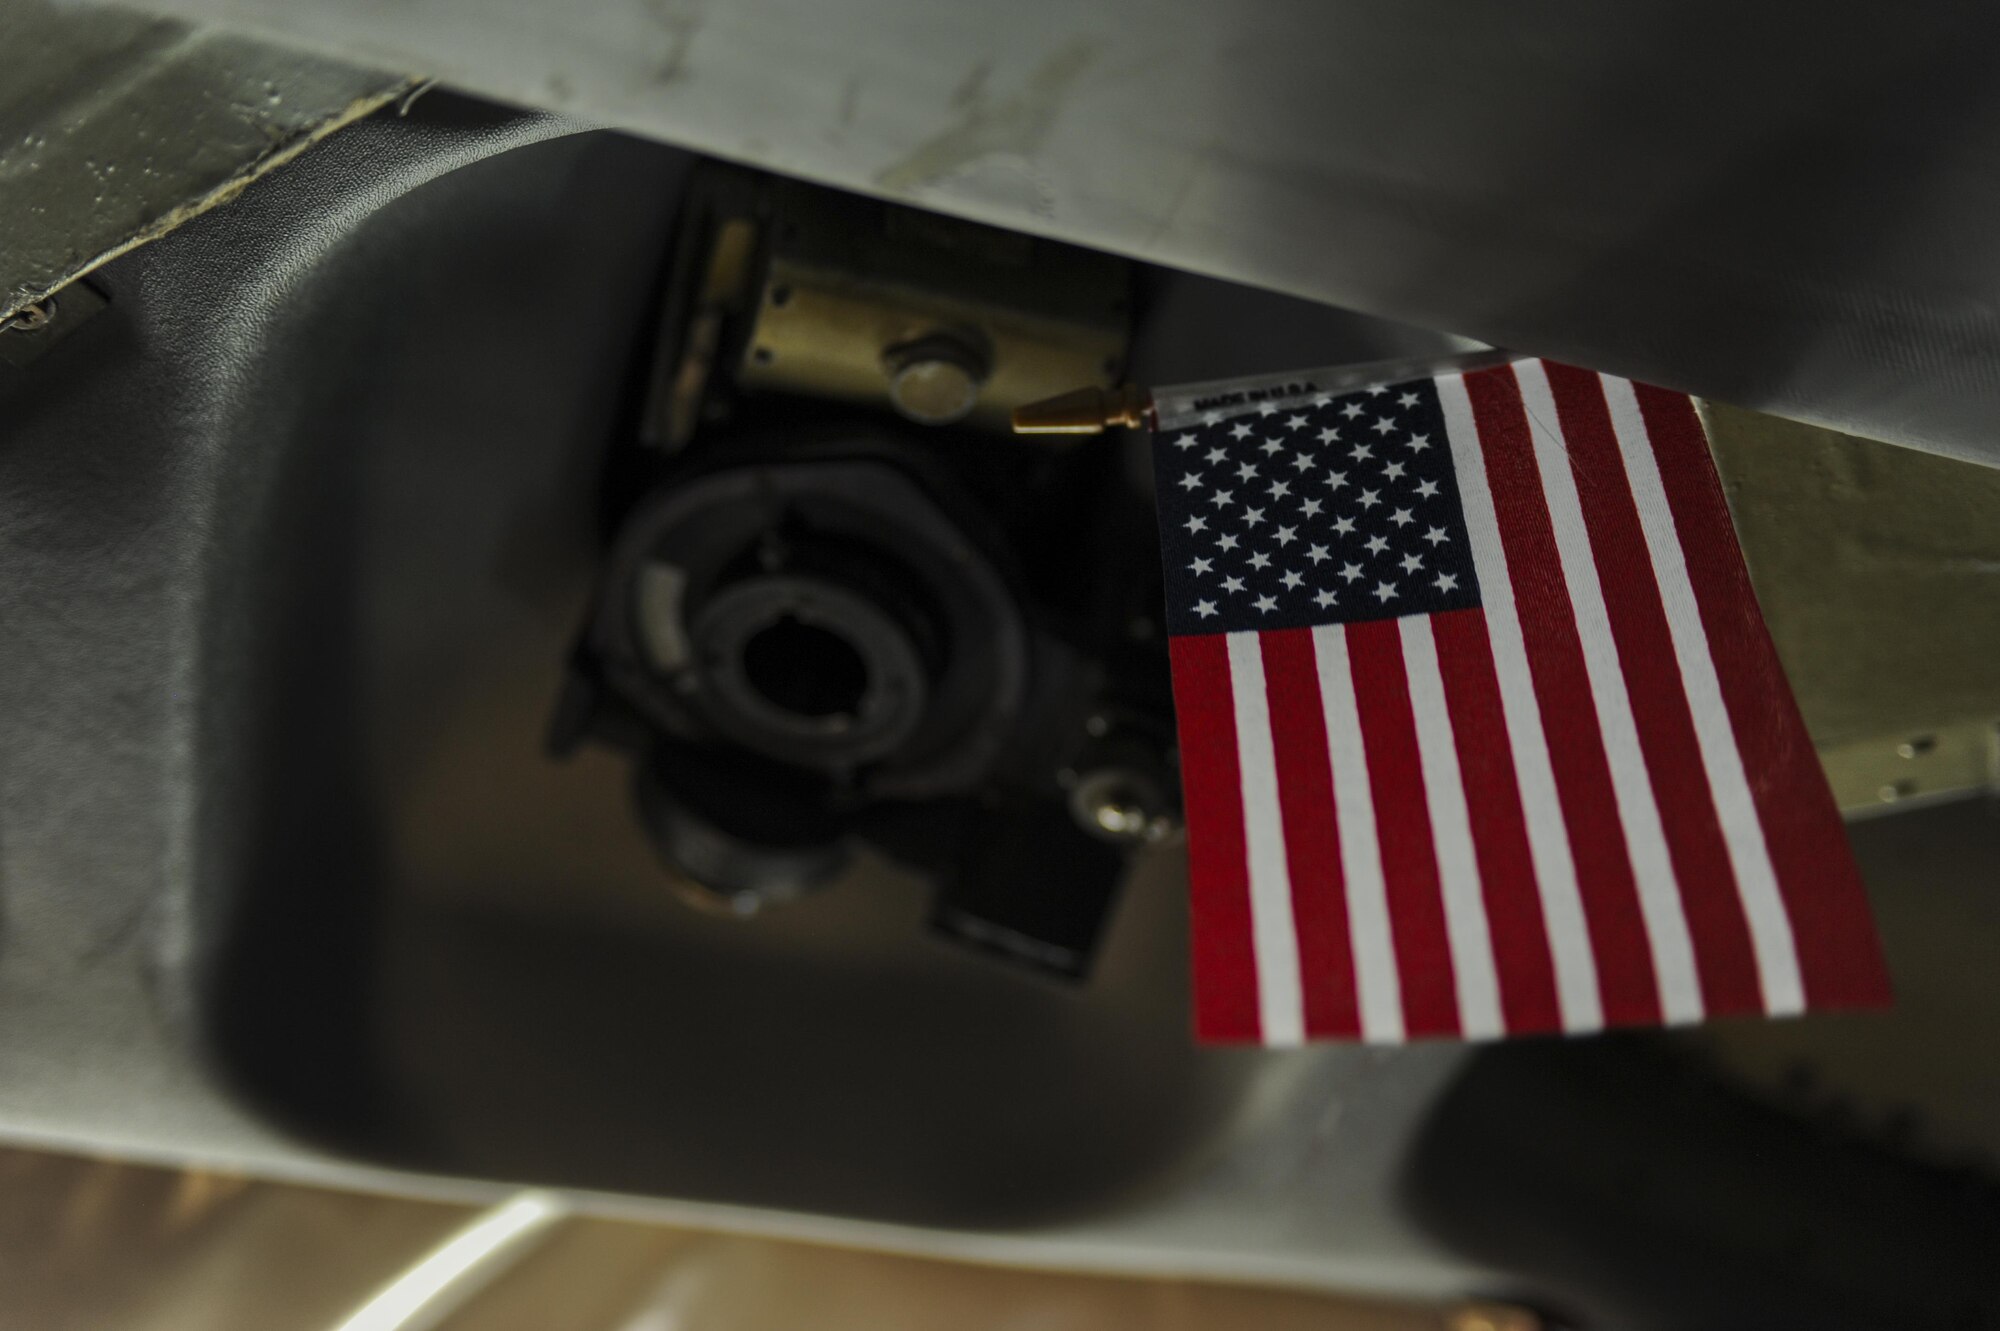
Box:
[689,573,930,769]
[741,615,867,719]
[592,451,1029,798]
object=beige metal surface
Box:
[733,181,1129,432]
[1704,402,2000,811]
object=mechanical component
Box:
[1061,714,1180,845]
[881,330,990,424]
[648,167,1131,440]
[0,280,107,371]
[1068,766,1174,844]
[635,754,851,916]
[689,574,932,770]
[590,449,1029,797]
[562,414,1175,972]
[559,167,1174,977]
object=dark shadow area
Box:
[1403,799,2000,1329]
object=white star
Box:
[1184,514,1207,533]
[1173,433,1199,450]
[1284,414,1310,432]
[1372,417,1396,436]
[1190,556,1214,574]
[1341,402,1364,420]
[1274,524,1298,547]
[1434,572,1460,593]
[1178,473,1202,491]
[1243,506,1267,526]
[1194,598,1218,617]
[1205,446,1227,465]
[1398,390,1420,408]
[1222,575,1245,594]
[1260,438,1285,456]
[1257,402,1278,417]
[1292,452,1316,472]
[1331,515,1356,536]
[1415,479,1440,499]
[1339,562,1365,584]
[1236,461,1260,481]
[1365,384,1388,397]
[1374,579,1398,602]
[1317,426,1341,445]
[1210,489,1235,507]
[1400,552,1424,574]
[1365,533,1389,556]
[1248,551,1272,570]
[1390,507,1414,527]
[1254,594,1278,612]
[1306,543,1330,564]
[1383,460,1407,480]
[1423,526,1448,546]
[1327,470,1350,491]
[1358,488,1382,509]
[1314,588,1339,608]
[1217,532,1240,551]
[1351,442,1375,462]
[1269,480,1292,499]
[1311,393,1333,407]
[1202,410,1224,425]
[1300,498,1323,517]
[1407,433,1431,452]
[1281,569,1305,590]
[1230,420,1255,440]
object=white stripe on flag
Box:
[1398,615,1505,1039]
[1512,361,1704,1025]
[1435,373,1605,1033]
[1310,624,1404,1043]
[1600,376,1806,1015]
[1224,631,1306,1046]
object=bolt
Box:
[1092,797,1148,837]
[881,332,988,425]
[2,299,55,333]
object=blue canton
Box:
[1154,378,1481,636]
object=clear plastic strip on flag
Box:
[1151,343,1510,433]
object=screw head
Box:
[882,333,988,425]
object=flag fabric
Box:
[1156,359,1891,1045]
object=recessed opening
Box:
[741,614,868,720]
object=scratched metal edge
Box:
[0,0,414,323]
[46,0,2000,468]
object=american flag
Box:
[1157,359,1890,1044]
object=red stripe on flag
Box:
[1544,363,1765,1016]
[1258,628,1362,1038]
[1344,619,1460,1038]
[1464,366,1663,1028]
[1632,386,1892,1009]
[1168,634,1263,1040]
[1431,607,1563,1034]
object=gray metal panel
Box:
[0,0,410,320]
[0,104,1485,1297]
[82,0,2000,467]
